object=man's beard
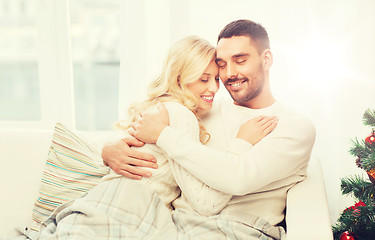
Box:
[229,61,265,104]
[226,72,265,104]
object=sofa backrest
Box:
[0,129,120,235]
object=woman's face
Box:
[186,60,220,112]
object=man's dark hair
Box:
[218,19,270,53]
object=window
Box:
[70,0,120,130]
[0,0,40,121]
[0,0,120,131]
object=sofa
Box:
[0,125,333,239]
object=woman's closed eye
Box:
[217,63,226,69]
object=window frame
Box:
[0,0,75,130]
[0,0,191,131]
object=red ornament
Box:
[343,201,367,215]
[340,231,357,240]
[365,131,375,147]
[367,169,375,184]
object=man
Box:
[103,19,315,239]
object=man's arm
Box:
[128,104,315,195]
[102,136,158,179]
[102,103,170,179]
[156,119,316,195]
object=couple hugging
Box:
[34,19,315,240]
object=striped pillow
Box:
[30,122,110,231]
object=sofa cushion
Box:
[29,122,110,231]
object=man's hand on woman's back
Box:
[102,136,158,180]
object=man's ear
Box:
[263,49,273,70]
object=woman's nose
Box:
[208,79,219,92]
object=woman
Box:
[37,36,276,239]
[101,35,231,216]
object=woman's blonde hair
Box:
[117,36,216,144]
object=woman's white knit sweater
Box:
[104,102,234,216]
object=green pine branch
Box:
[335,175,375,239]
[360,152,375,171]
[349,138,375,171]
[363,108,375,127]
[333,205,375,240]
[340,175,375,202]
[350,138,371,159]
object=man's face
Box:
[216,36,266,105]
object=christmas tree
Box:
[332,109,375,240]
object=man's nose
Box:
[226,63,238,79]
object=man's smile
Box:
[227,79,247,91]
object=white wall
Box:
[120,0,375,223]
